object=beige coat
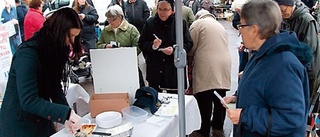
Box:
[188,14,231,94]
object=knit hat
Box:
[158,0,175,11]
[274,0,295,6]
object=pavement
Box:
[73,20,240,137]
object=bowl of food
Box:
[96,111,122,129]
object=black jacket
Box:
[232,12,240,30]
[16,3,28,41]
[138,14,193,91]
[77,5,99,40]
[124,0,150,32]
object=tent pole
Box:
[174,0,187,136]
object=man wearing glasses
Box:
[275,0,320,99]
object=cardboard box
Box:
[89,93,130,118]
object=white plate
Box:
[96,111,122,129]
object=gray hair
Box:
[241,0,282,39]
[195,9,215,20]
[105,5,124,19]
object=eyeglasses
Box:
[237,24,251,30]
[157,8,171,12]
[106,18,118,22]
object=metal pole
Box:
[174,0,187,136]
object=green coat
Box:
[96,19,141,54]
[182,6,195,27]
[0,41,71,137]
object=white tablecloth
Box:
[51,93,201,137]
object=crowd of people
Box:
[1,0,320,136]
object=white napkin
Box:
[146,116,169,126]
[154,104,178,117]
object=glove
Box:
[65,110,82,134]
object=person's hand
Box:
[160,47,173,55]
[227,108,242,124]
[153,38,162,49]
[223,95,236,104]
[238,44,245,51]
[11,19,18,24]
[65,110,82,134]
[105,44,112,48]
[238,71,243,79]
[78,14,85,20]
[65,120,76,134]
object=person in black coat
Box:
[124,0,150,33]
[139,0,193,93]
[73,0,99,55]
[15,0,28,42]
[232,11,249,73]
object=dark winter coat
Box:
[280,1,320,76]
[138,14,193,91]
[0,40,71,137]
[76,4,99,41]
[232,12,240,30]
[234,31,312,137]
[301,0,314,8]
[16,3,28,41]
[124,0,150,33]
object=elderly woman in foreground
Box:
[225,0,312,136]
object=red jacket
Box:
[24,8,44,40]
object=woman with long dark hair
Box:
[0,8,84,136]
